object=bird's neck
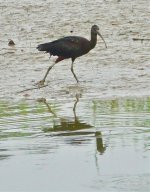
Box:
[90,33,97,49]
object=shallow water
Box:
[0,0,150,191]
[0,97,150,191]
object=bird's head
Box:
[91,25,107,48]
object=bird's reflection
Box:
[37,95,106,152]
[37,95,93,136]
[95,131,106,155]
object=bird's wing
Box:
[37,36,89,58]
[37,36,88,58]
[49,36,88,57]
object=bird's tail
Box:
[37,42,52,52]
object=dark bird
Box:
[37,25,107,86]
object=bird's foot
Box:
[34,79,46,88]
[75,80,80,84]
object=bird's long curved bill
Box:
[97,31,107,48]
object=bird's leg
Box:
[43,63,56,82]
[71,61,79,83]
[36,63,56,87]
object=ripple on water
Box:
[0,97,149,191]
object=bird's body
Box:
[36,25,107,85]
[37,36,95,62]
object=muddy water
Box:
[0,0,150,191]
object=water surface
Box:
[0,97,149,191]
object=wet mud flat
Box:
[0,0,150,191]
[0,0,150,100]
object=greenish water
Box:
[0,97,149,191]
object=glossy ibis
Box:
[37,25,107,85]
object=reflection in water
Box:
[94,131,107,175]
[38,96,107,153]
[37,95,93,135]
[37,96,107,153]
[95,131,106,155]
[37,98,57,117]
[0,97,149,191]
